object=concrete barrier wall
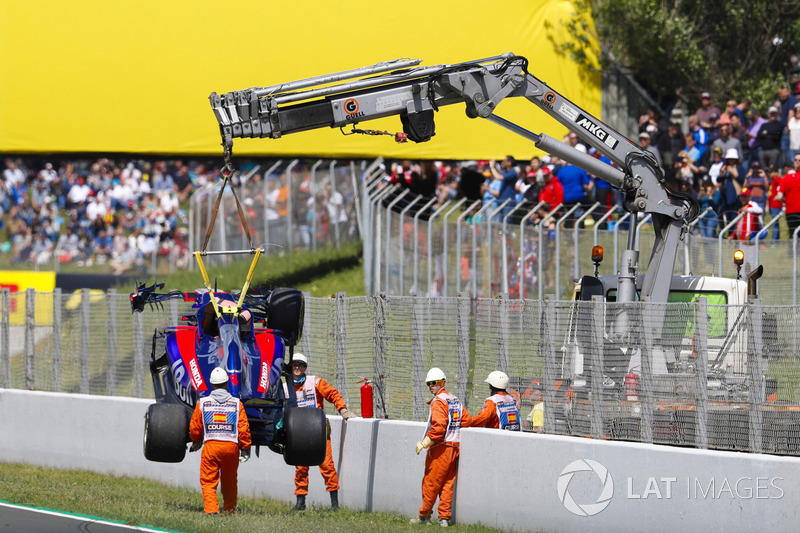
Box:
[3,389,800,532]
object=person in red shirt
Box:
[284,353,355,511]
[189,367,251,515]
[767,170,784,240]
[776,154,800,239]
[411,368,472,527]
[538,166,564,208]
[465,371,521,430]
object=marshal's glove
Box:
[189,441,203,453]
[239,449,251,463]
[415,436,434,455]
[339,408,356,421]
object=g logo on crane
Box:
[344,98,359,115]
[557,459,614,516]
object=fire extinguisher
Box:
[624,367,640,402]
[357,376,374,418]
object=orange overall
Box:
[189,396,251,514]
[287,376,346,495]
[419,388,472,522]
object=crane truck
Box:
[208,53,795,453]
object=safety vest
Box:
[283,375,318,408]
[488,393,521,431]
[426,391,464,444]
[198,395,240,444]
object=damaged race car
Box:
[131,248,327,466]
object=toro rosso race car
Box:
[131,249,326,466]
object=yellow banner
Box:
[0,271,56,325]
[0,1,600,161]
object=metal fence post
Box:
[372,294,388,419]
[497,294,510,375]
[414,197,438,295]
[590,296,605,439]
[640,302,654,443]
[0,289,9,389]
[399,196,423,297]
[542,298,557,434]
[334,292,349,406]
[747,298,764,453]
[412,295,426,421]
[538,203,563,301]
[25,288,35,390]
[107,289,118,396]
[694,297,709,449]
[134,310,144,398]
[80,288,90,394]
[554,204,582,300]
[52,288,62,392]
[519,202,544,299]
[442,198,467,297]
[456,293,470,408]
[574,203,601,282]
[456,200,481,295]
[385,190,410,294]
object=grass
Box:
[114,241,365,297]
[0,462,503,533]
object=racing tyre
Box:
[282,406,326,466]
[267,288,304,346]
[144,403,189,463]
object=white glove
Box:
[239,449,250,463]
[415,436,434,455]
[339,408,356,421]
[189,441,202,452]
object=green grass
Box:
[0,462,503,532]
[114,241,365,297]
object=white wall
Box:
[3,389,799,532]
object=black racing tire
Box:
[143,403,189,463]
[282,406,327,466]
[267,288,304,346]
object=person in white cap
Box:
[189,367,251,515]
[284,353,355,511]
[464,371,521,431]
[411,368,472,527]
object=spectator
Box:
[698,180,720,241]
[710,120,743,162]
[696,92,721,140]
[639,132,662,166]
[733,97,752,127]
[688,115,709,165]
[665,119,685,182]
[743,161,769,212]
[717,150,744,225]
[767,170,784,240]
[488,156,519,217]
[707,147,725,186]
[555,162,592,223]
[757,106,785,172]
[788,103,800,163]
[566,132,588,154]
[745,110,767,170]
[776,154,800,239]
[728,188,762,241]
[777,84,798,167]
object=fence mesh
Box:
[6,289,800,456]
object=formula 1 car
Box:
[131,249,327,466]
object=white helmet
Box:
[293,353,308,366]
[209,367,228,385]
[425,367,446,383]
[485,370,509,390]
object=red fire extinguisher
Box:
[357,377,374,418]
[624,367,640,402]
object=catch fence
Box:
[3,288,800,456]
